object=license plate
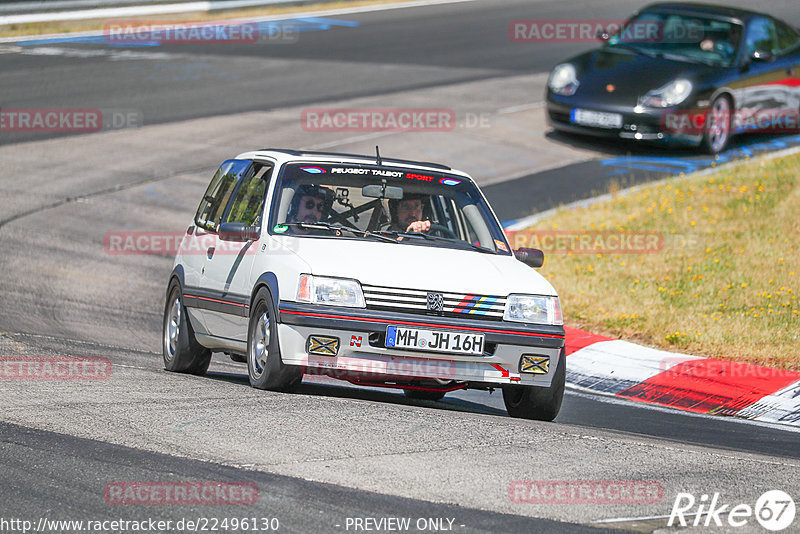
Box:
[571,108,623,129]
[385,326,484,355]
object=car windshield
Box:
[607,12,743,67]
[269,162,512,255]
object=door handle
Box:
[207,247,215,259]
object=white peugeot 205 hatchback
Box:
[163,148,566,420]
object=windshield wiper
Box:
[608,43,655,57]
[374,230,498,253]
[611,45,717,66]
[283,221,341,233]
[284,222,398,244]
[374,229,431,241]
[464,242,497,254]
[398,232,497,254]
[662,53,717,66]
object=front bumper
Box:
[277,301,565,387]
[546,98,704,146]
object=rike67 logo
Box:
[669,490,795,531]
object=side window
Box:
[744,17,777,55]
[194,160,251,231]
[223,165,272,227]
[775,20,800,53]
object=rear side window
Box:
[775,20,800,53]
[744,17,777,55]
[194,160,251,231]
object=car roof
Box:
[640,2,766,23]
[237,148,473,179]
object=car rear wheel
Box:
[403,389,447,401]
[502,348,565,421]
[247,288,302,391]
[162,283,212,375]
[702,95,732,154]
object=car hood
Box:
[284,237,558,296]
[568,48,714,106]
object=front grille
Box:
[362,284,506,321]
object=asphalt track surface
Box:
[0,421,611,534]
[2,1,800,532]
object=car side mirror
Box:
[751,48,774,62]
[514,247,544,268]
[596,28,611,42]
[218,222,259,242]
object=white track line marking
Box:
[498,101,545,114]
[0,0,478,29]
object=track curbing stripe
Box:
[565,327,800,428]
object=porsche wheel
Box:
[702,95,732,154]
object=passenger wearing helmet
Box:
[285,184,334,235]
[388,193,431,233]
[287,184,333,227]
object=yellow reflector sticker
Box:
[520,354,549,374]
[307,335,339,356]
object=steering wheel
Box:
[379,222,457,239]
[427,224,457,239]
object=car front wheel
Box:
[502,348,565,421]
[162,283,212,375]
[702,95,732,154]
[247,288,302,391]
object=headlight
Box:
[504,294,563,325]
[639,79,692,108]
[296,275,365,308]
[548,63,580,96]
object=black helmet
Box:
[288,184,334,221]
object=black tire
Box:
[403,389,447,401]
[795,102,800,133]
[502,348,565,421]
[247,288,302,391]
[162,283,212,375]
[701,95,732,155]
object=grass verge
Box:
[510,151,800,370]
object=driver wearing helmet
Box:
[388,193,431,233]
[287,184,334,232]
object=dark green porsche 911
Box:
[546,2,800,154]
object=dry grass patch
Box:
[518,152,800,370]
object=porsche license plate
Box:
[385,326,484,355]
[571,108,623,129]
